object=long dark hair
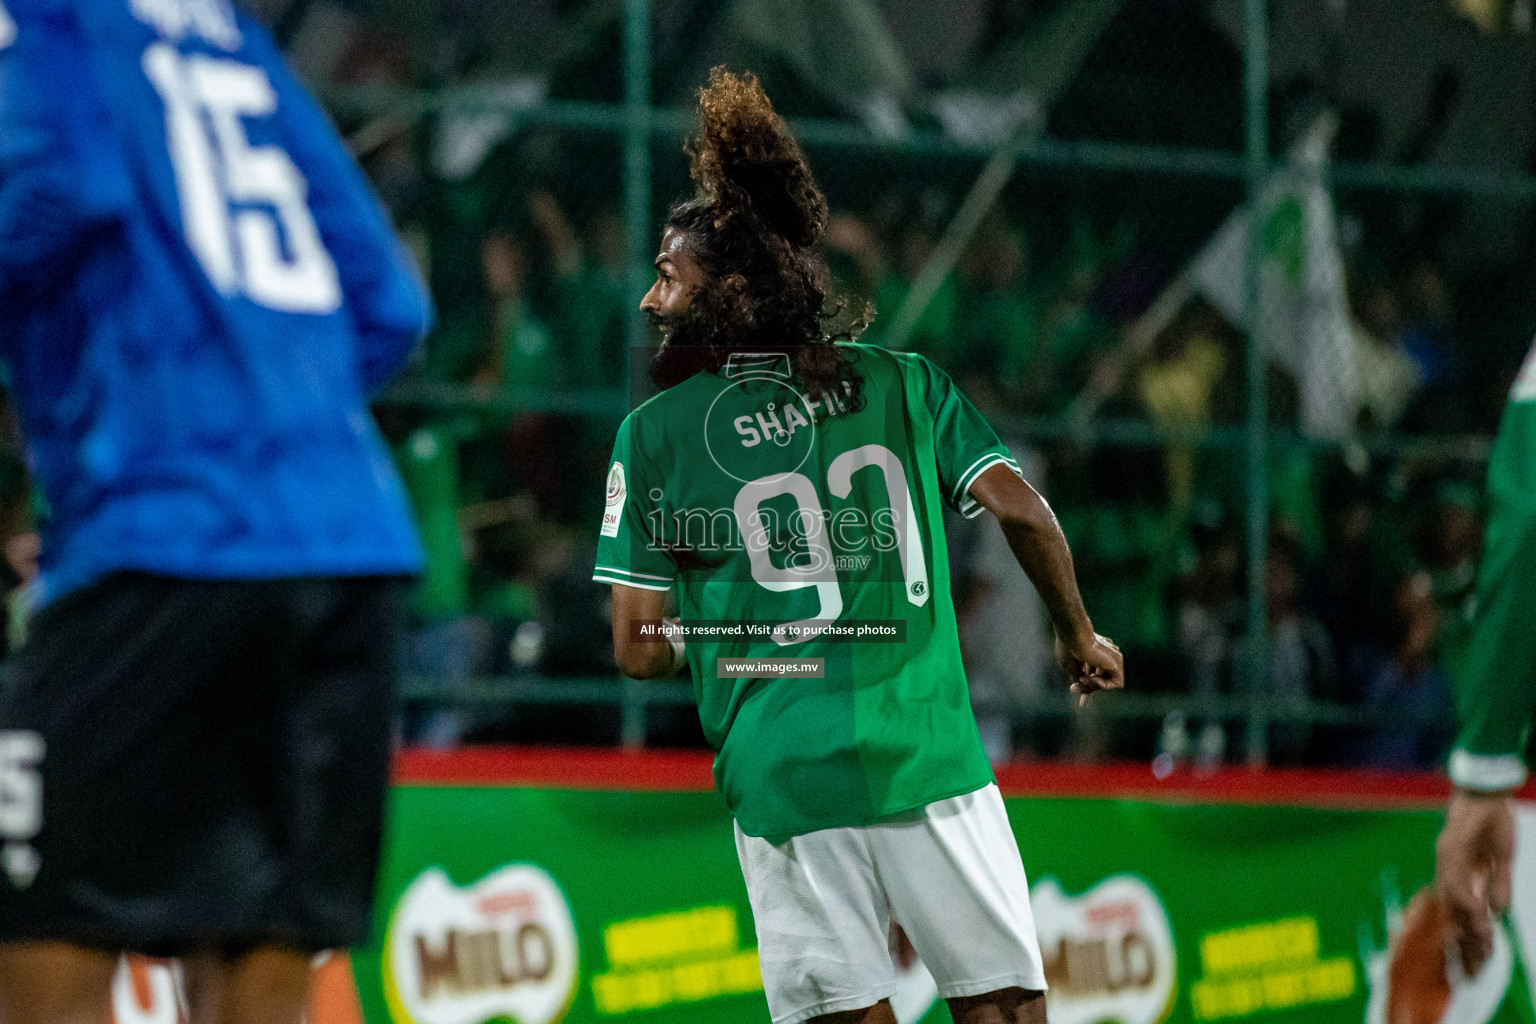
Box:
[650,67,868,407]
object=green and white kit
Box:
[593,344,1022,839]
[1451,340,1536,792]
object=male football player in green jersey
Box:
[594,68,1123,1024]
[1436,340,1536,979]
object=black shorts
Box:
[0,573,405,956]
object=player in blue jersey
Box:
[0,1,431,1021]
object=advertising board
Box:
[106,751,1536,1024]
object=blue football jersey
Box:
[0,0,432,604]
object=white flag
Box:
[1190,116,1360,441]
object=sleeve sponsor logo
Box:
[600,463,625,538]
[383,864,579,1024]
[1032,875,1178,1024]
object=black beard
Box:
[648,299,728,390]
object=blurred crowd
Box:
[325,126,1527,769]
[2,1,1532,771]
[0,136,1516,771]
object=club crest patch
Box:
[600,463,625,537]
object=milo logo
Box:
[384,865,579,1024]
[1032,874,1178,1024]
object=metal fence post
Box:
[1241,0,1271,766]
[620,677,648,750]
[623,0,653,378]
[614,0,654,752]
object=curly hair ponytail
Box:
[688,68,827,250]
[653,68,868,406]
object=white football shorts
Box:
[734,783,1047,1024]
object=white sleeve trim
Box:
[955,453,1024,516]
[1448,749,1528,792]
[594,564,673,582]
[592,571,672,592]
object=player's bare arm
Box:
[968,462,1124,702]
[610,584,683,679]
[1432,461,1536,978]
[1436,787,1517,976]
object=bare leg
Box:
[948,987,1048,1024]
[810,998,899,1024]
[182,947,313,1024]
[0,941,117,1024]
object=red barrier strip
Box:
[396,746,716,791]
[992,761,1459,809]
[394,746,1536,809]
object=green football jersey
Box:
[1450,340,1536,791]
[592,343,1023,839]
